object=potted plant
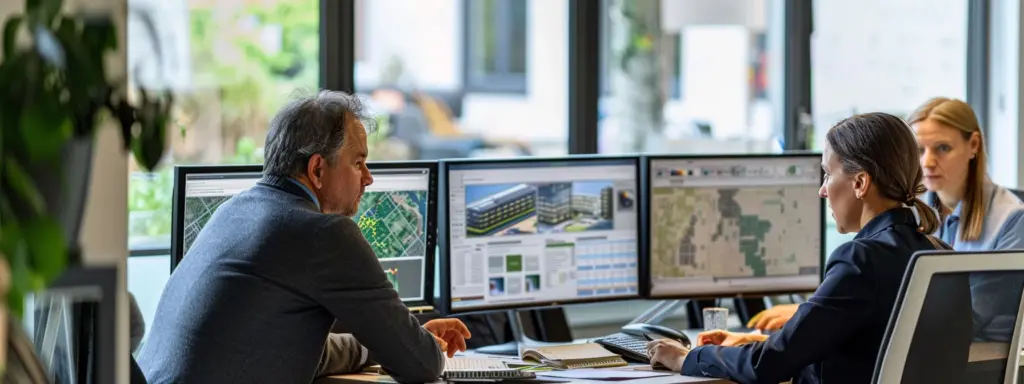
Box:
[0,0,173,379]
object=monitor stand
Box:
[627,300,687,326]
[475,310,539,356]
[477,302,691,356]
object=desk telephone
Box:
[594,323,691,363]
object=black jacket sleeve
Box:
[681,241,876,384]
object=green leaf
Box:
[2,16,22,58]
[4,225,30,318]
[3,156,46,216]
[30,24,65,68]
[7,287,24,319]
[0,191,15,228]
[26,0,63,27]
[132,118,167,171]
[81,17,116,54]
[19,101,72,162]
[0,46,27,93]
[23,217,66,283]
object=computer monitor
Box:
[171,165,263,270]
[644,153,824,298]
[439,156,642,314]
[170,161,439,308]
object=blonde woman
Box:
[911,97,1024,342]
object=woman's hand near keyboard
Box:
[747,304,800,331]
[697,330,769,347]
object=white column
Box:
[66,0,130,381]
[988,0,1024,189]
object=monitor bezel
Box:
[170,161,440,309]
[641,152,825,300]
[438,154,644,315]
[873,250,1024,384]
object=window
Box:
[127,255,171,350]
[354,0,567,161]
[598,0,783,155]
[812,0,969,255]
[463,0,528,93]
[127,0,320,250]
[579,0,788,327]
[599,0,681,99]
[126,0,319,337]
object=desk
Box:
[969,342,1011,363]
[315,340,731,384]
[316,366,732,384]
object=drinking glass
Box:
[703,307,729,331]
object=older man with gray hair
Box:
[137,90,470,383]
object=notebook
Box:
[441,357,537,381]
[520,343,628,369]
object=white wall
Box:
[988,0,1024,189]
[810,0,968,149]
[680,26,751,139]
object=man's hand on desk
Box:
[646,339,689,373]
[697,330,768,347]
[747,303,799,331]
[423,318,472,358]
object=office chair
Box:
[873,250,1024,384]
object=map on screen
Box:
[354,190,428,258]
[650,186,820,279]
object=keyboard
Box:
[444,357,510,371]
[593,333,650,363]
[595,328,768,363]
[442,357,536,380]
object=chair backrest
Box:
[873,250,1024,384]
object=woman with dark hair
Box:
[646,112,948,384]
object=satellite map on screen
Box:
[650,186,819,279]
[355,190,428,258]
